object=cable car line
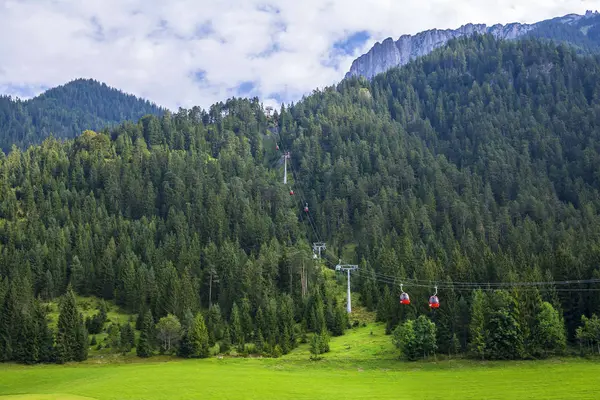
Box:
[351,268,600,292]
[356,268,600,288]
[271,126,322,245]
[266,119,600,311]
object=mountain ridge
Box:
[0,78,165,151]
[346,9,600,80]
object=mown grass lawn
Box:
[1,323,599,400]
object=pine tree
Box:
[34,299,55,363]
[485,290,524,360]
[468,289,486,360]
[14,309,36,364]
[136,305,147,331]
[312,290,326,334]
[56,285,87,363]
[255,328,265,353]
[107,323,122,354]
[42,269,55,300]
[186,313,210,358]
[120,323,135,353]
[254,306,265,343]
[206,304,224,347]
[377,285,394,334]
[240,297,253,342]
[230,302,244,350]
[75,324,88,362]
[331,302,348,336]
[0,284,19,361]
[221,325,231,354]
[137,310,154,358]
[70,256,84,294]
[309,333,322,360]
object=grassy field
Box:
[1,322,599,400]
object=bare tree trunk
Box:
[301,260,307,299]
[209,272,213,308]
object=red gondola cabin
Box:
[400,292,410,305]
[429,295,440,309]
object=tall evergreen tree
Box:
[468,289,486,360]
[55,285,88,363]
[230,302,244,351]
[184,313,210,358]
[137,310,155,358]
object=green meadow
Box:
[1,322,599,400]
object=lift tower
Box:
[335,260,358,313]
[283,152,291,184]
[312,242,326,259]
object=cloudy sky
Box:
[0,0,595,110]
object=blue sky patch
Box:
[238,81,256,95]
[193,70,207,82]
[0,83,47,100]
[333,30,371,55]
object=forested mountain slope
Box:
[0,79,165,151]
[1,35,600,364]
[283,34,600,337]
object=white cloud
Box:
[0,0,595,110]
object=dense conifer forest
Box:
[0,78,164,151]
[2,35,600,364]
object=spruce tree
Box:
[120,323,135,353]
[206,304,224,347]
[107,323,122,354]
[0,284,19,362]
[312,290,326,334]
[34,299,55,363]
[255,329,265,353]
[254,306,265,341]
[230,303,244,351]
[187,313,210,358]
[136,305,147,331]
[75,322,88,362]
[56,285,87,363]
[309,333,322,360]
[221,325,231,354]
[15,309,36,364]
[137,310,154,358]
[240,297,253,342]
[468,289,486,360]
[332,302,348,336]
[377,285,393,332]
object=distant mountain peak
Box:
[345,10,600,80]
[0,78,165,151]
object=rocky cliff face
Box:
[346,10,599,80]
